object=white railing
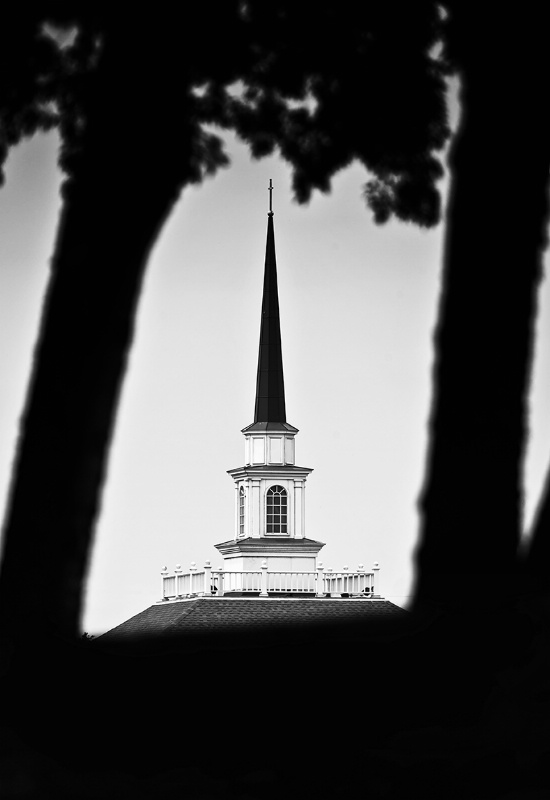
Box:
[267,571,317,593]
[214,570,262,594]
[323,568,372,596]
[160,561,380,600]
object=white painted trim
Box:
[156,596,387,604]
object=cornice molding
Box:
[214,537,325,556]
[227,465,313,479]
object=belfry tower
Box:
[215,182,325,573]
[99,183,392,638]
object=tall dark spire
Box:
[254,181,286,423]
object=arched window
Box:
[239,487,245,537]
[266,485,288,534]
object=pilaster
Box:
[244,480,250,538]
[294,479,304,538]
[251,479,261,538]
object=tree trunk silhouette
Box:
[524,459,550,589]
[0,34,197,640]
[412,7,550,613]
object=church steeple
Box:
[220,184,322,565]
[242,181,296,436]
[254,181,286,424]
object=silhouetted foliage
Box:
[225,3,450,226]
[0,1,450,641]
[1,4,450,220]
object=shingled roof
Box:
[98,596,410,652]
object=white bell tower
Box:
[215,182,324,573]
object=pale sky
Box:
[1,79,550,635]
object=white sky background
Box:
[1,79,550,635]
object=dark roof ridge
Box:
[98,597,410,643]
[162,599,204,632]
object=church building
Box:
[100,184,406,645]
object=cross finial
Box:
[268,179,273,216]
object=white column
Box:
[251,480,261,537]
[245,480,251,538]
[243,480,249,539]
[294,480,303,539]
[245,481,250,538]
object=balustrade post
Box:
[372,561,380,597]
[260,560,269,597]
[174,564,183,597]
[216,568,224,597]
[160,566,169,600]
[316,562,325,597]
[189,562,197,596]
[203,560,212,596]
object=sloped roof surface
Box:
[214,536,325,553]
[241,421,298,434]
[99,597,408,644]
[226,464,313,475]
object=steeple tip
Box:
[268,178,274,217]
